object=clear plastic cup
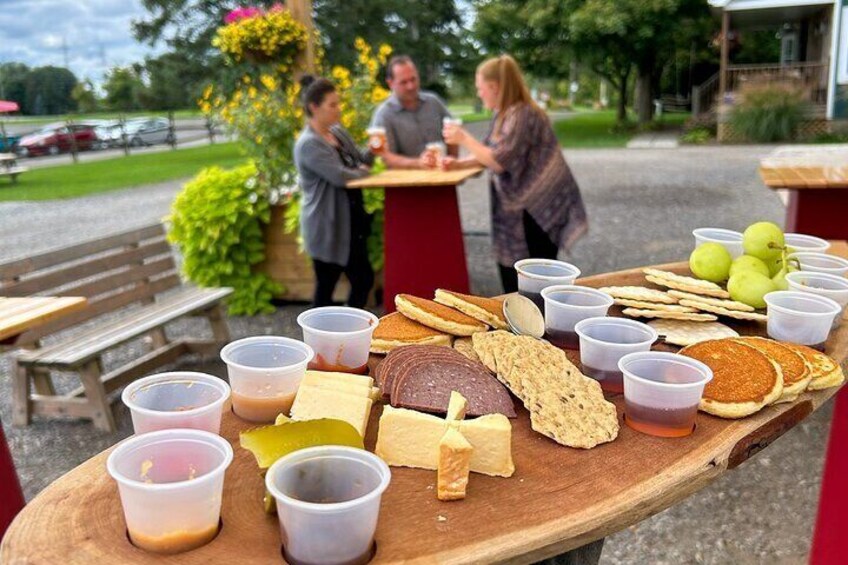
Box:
[106,429,233,555]
[764,291,841,347]
[297,307,379,375]
[515,259,581,313]
[786,271,848,329]
[785,233,831,254]
[619,351,713,438]
[575,317,658,394]
[541,285,613,351]
[220,336,314,423]
[365,127,386,153]
[692,228,744,259]
[789,252,848,277]
[266,446,391,565]
[122,372,231,435]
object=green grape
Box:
[729,255,770,278]
[727,270,776,309]
[743,221,784,261]
[689,243,732,282]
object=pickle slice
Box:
[240,418,365,469]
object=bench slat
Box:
[0,224,165,279]
[48,256,176,300]
[19,287,232,367]
[2,238,171,296]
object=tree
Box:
[103,66,146,111]
[0,63,30,108]
[142,52,209,110]
[71,79,100,113]
[24,66,78,115]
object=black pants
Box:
[498,211,559,294]
[312,232,374,308]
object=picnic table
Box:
[348,168,483,313]
[0,295,87,538]
[0,152,28,184]
[759,144,848,239]
[2,259,845,564]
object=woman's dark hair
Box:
[299,75,335,117]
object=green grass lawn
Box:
[0,143,246,201]
[554,110,690,148]
[447,104,493,124]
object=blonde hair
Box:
[476,55,545,131]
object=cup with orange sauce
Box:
[297,307,379,375]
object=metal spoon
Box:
[503,294,545,339]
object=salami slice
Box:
[377,345,481,401]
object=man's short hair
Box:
[386,55,415,81]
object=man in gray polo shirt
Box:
[370,55,455,169]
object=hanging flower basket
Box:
[213,5,307,65]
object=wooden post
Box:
[288,0,316,74]
[719,10,730,100]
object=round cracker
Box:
[599,286,677,304]
[621,307,717,322]
[677,300,768,322]
[667,290,755,312]
[648,319,739,347]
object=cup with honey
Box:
[297,307,379,375]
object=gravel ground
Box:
[0,132,833,564]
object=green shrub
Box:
[730,85,807,142]
[680,127,712,144]
[168,163,281,315]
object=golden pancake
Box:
[370,312,452,354]
[434,289,508,330]
[783,343,845,391]
[735,337,811,404]
[395,294,488,336]
[680,338,783,419]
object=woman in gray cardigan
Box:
[294,75,375,307]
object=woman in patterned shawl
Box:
[443,55,588,293]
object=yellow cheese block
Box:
[446,391,467,421]
[375,406,514,477]
[438,427,473,501]
[290,385,373,437]
[302,370,374,389]
[301,371,373,398]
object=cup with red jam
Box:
[297,307,380,375]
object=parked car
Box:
[17,123,97,157]
[92,120,122,149]
[0,133,21,152]
[125,118,174,147]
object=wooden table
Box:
[0,295,87,539]
[0,152,27,184]
[3,262,845,564]
[348,168,483,312]
[759,145,848,239]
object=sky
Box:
[0,0,162,85]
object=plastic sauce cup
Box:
[784,233,831,254]
[764,291,841,347]
[515,259,581,313]
[789,252,848,277]
[619,352,713,438]
[122,372,231,435]
[266,446,391,565]
[692,228,744,259]
[786,271,848,329]
[575,317,657,394]
[106,429,233,555]
[297,307,379,375]
[220,336,314,423]
[541,285,614,351]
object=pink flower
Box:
[224,7,261,24]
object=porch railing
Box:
[726,62,829,105]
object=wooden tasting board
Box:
[759,144,848,190]
[347,167,483,189]
[2,261,847,564]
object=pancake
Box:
[433,289,508,330]
[370,312,452,354]
[735,337,812,404]
[395,294,488,336]
[680,338,783,419]
[783,343,845,391]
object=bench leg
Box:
[206,304,231,344]
[148,327,168,350]
[12,361,31,427]
[31,367,56,396]
[79,360,116,432]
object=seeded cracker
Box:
[453,337,481,363]
[667,290,755,312]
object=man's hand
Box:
[440,156,458,171]
[418,149,437,169]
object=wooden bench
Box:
[0,224,233,431]
[0,153,26,183]
[0,166,28,183]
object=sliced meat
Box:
[377,345,485,401]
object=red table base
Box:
[785,191,848,240]
[0,420,25,540]
[383,185,470,312]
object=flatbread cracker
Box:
[667,290,755,312]
[677,300,768,322]
[622,307,718,322]
[453,336,481,363]
[648,319,740,347]
[645,274,731,299]
[599,286,677,304]
[614,298,698,312]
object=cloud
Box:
[0,0,163,86]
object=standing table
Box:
[348,168,483,312]
[0,296,87,538]
[759,145,848,239]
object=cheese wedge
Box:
[290,385,373,437]
[375,405,514,477]
[438,427,473,501]
[446,390,468,421]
